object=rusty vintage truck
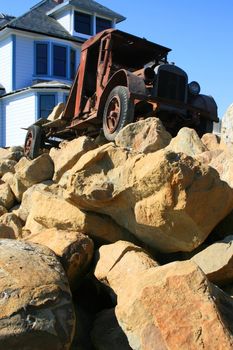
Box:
[24,29,218,159]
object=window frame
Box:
[70,48,76,80]
[34,41,49,76]
[96,17,112,34]
[37,93,57,119]
[52,43,68,78]
[74,11,92,36]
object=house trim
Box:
[4,25,85,44]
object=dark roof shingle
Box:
[0,0,125,42]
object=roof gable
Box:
[68,0,125,22]
[0,0,125,41]
[0,13,15,29]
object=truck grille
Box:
[157,70,186,102]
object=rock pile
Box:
[1,118,233,349]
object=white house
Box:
[0,0,125,147]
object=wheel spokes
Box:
[106,96,121,133]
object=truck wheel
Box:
[103,86,134,141]
[24,125,42,159]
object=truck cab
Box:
[24,29,218,158]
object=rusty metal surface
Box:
[48,29,218,139]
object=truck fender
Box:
[97,69,147,119]
[190,94,219,122]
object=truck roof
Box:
[82,29,171,67]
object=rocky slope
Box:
[1,118,233,349]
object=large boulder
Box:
[50,136,96,182]
[115,117,172,154]
[94,240,158,297]
[2,155,54,202]
[210,150,233,188]
[14,154,54,187]
[221,103,233,146]
[17,183,50,222]
[0,182,15,209]
[66,146,233,252]
[0,213,23,239]
[0,146,23,162]
[191,235,233,286]
[166,127,207,156]
[0,205,7,217]
[195,149,223,166]
[201,133,222,151]
[47,102,64,121]
[25,228,94,288]
[116,261,233,350]
[24,186,134,244]
[2,172,27,202]
[0,239,75,349]
[0,159,16,177]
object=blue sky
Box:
[1,0,233,118]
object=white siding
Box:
[0,98,4,147]
[15,36,34,90]
[56,9,72,33]
[0,36,13,93]
[3,92,36,146]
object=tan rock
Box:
[116,261,233,350]
[0,146,23,162]
[195,149,223,166]
[0,239,75,349]
[26,228,94,288]
[0,159,16,177]
[47,102,65,121]
[0,182,15,209]
[2,155,54,202]
[24,186,134,244]
[66,148,233,252]
[0,213,23,239]
[2,172,28,202]
[91,309,131,350]
[201,132,221,151]
[210,150,233,188]
[166,127,207,156]
[50,136,96,182]
[15,154,54,188]
[191,235,233,285]
[115,117,172,154]
[94,240,158,296]
[0,205,7,217]
[18,183,50,222]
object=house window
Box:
[53,45,67,77]
[39,94,56,118]
[96,17,112,33]
[74,12,92,35]
[70,49,76,79]
[35,43,48,75]
[64,94,69,104]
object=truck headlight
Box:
[188,81,201,95]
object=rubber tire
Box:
[103,86,134,141]
[24,125,42,160]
